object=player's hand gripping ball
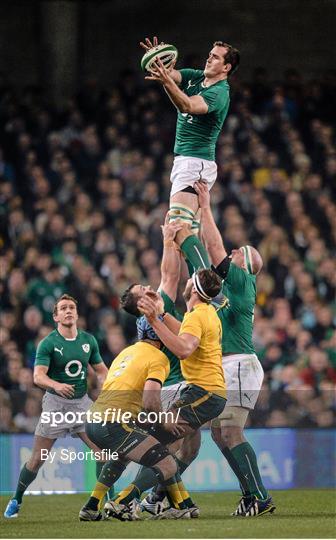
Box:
[141,43,178,73]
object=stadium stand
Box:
[0,68,335,432]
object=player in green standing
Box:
[140,36,239,270]
[4,294,108,519]
[145,184,275,517]
[191,181,275,517]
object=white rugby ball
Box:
[141,43,178,73]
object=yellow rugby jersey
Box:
[91,342,170,419]
[179,303,226,397]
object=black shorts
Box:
[85,420,149,456]
[172,384,226,429]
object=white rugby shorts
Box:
[222,354,264,410]
[170,156,217,197]
[161,381,187,412]
[35,393,92,439]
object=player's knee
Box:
[139,443,172,470]
[211,423,245,450]
[221,426,244,448]
[179,445,199,463]
[27,454,44,472]
[179,434,201,463]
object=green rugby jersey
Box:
[174,68,230,161]
[217,263,256,355]
[160,290,184,386]
[35,329,103,399]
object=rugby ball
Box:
[141,43,178,73]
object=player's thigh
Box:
[211,405,249,429]
[170,191,198,213]
[35,393,91,439]
[172,384,226,430]
[77,430,102,455]
[68,394,92,436]
[31,435,55,453]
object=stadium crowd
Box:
[0,66,335,433]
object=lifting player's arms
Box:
[119,217,185,396]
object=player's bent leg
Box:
[80,421,147,520]
[26,435,56,471]
[142,430,201,516]
[4,435,55,518]
[77,431,115,500]
[112,436,177,508]
[113,436,194,519]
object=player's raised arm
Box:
[194,181,227,266]
[140,36,182,84]
[146,58,207,114]
[159,216,182,301]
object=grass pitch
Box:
[0,490,335,538]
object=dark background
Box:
[1,0,336,102]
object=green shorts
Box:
[85,420,149,455]
[172,384,226,429]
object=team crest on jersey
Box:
[82,344,90,353]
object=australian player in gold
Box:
[138,268,226,439]
[79,288,198,520]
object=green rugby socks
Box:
[13,464,38,504]
[180,235,210,270]
[231,442,268,500]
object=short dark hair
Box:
[53,294,78,316]
[120,284,141,317]
[197,269,222,302]
[213,41,240,76]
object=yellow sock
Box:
[114,483,139,505]
[166,481,185,509]
[91,481,109,509]
[177,480,191,502]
